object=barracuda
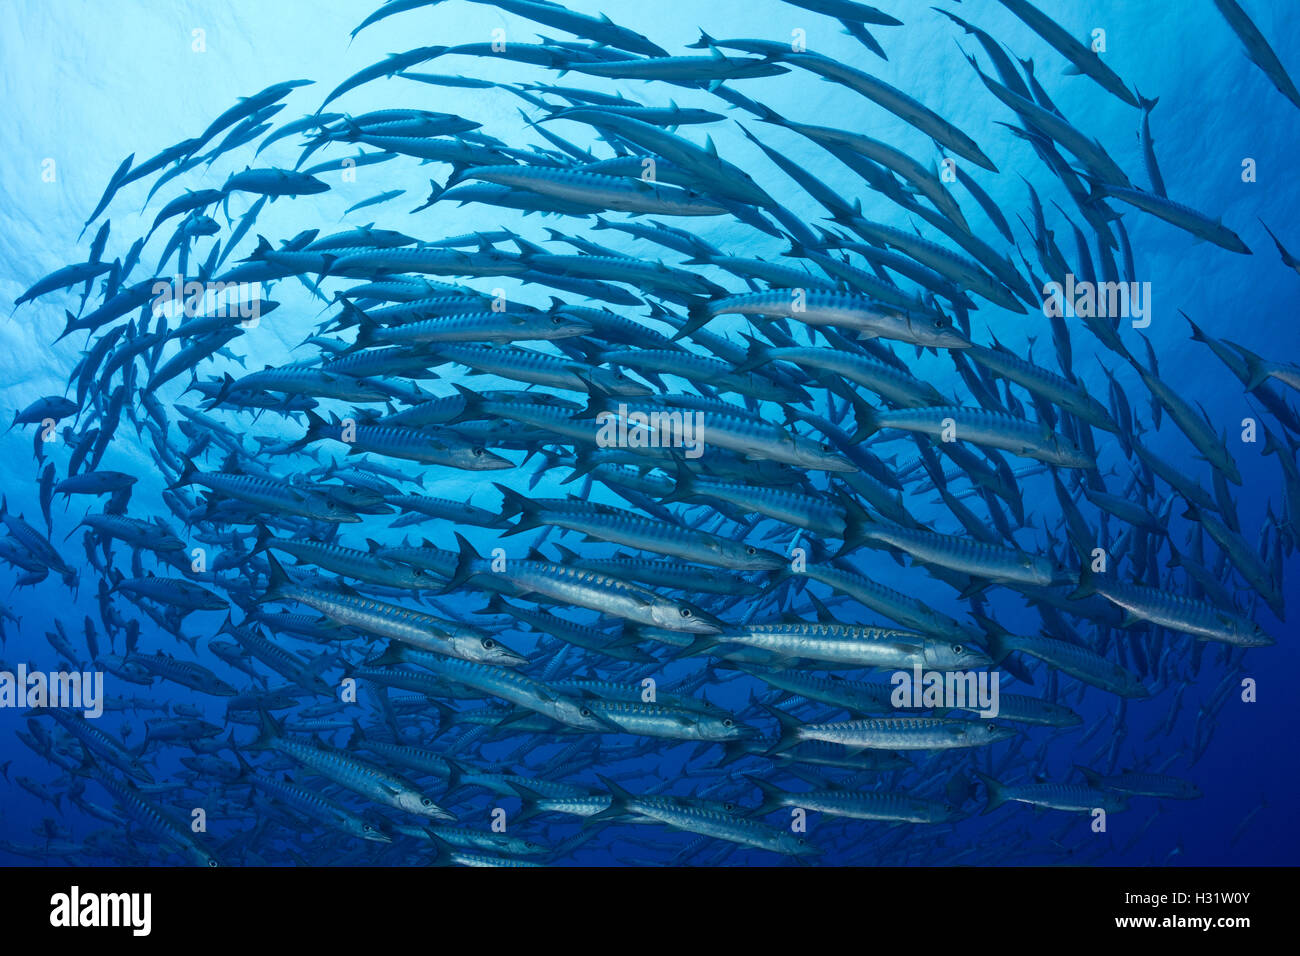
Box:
[299,411,513,469]
[237,753,392,843]
[701,290,971,350]
[430,343,651,395]
[444,533,725,633]
[786,715,1018,751]
[581,394,855,471]
[349,307,592,347]
[547,547,761,596]
[846,518,1067,591]
[253,525,441,590]
[501,489,785,571]
[595,776,820,856]
[263,554,525,665]
[693,621,985,670]
[737,342,947,409]
[1072,566,1275,647]
[371,641,614,732]
[966,345,1118,432]
[461,165,729,216]
[982,627,1149,698]
[856,405,1096,469]
[752,778,963,824]
[170,460,359,523]
[665,468,848,538]
[977,773,1129,815]
[251,710,454,820]
[599,347,811,405]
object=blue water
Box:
[0,0,1296,865]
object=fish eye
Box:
[723,801,736,811]
[679,608,692,618]
[421,797,434,806]
[580,707,592,718]
[723,718,734,727]
[482,638,497,649]
[363,824,374,832]
[551,315,563,324]
[745,546,757,555]
[472,446,484,456]
[953,645,963,654]
[207,859,218,867]
[820,442,831,452]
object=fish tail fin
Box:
[250,708,282,750]
[588,774,633,825]
[849,402,882,442]
[492,481,530,520]
[231,746,253,780]
[444,383,485,425]
[240,235,273,263]
[675,302,712,341]
[263,552,292,598]
[660,456,697,505]
[974,772,1008,814]
[1074,764,1104,788]
[732,332,771,374]
[1068,563,1096,599]
[759,703,802,756]
[440,532,483,593]
[57,311,81,343]
[251,521,272,555]
[1241,352,1272,392]
[746,774,789,815]
[364,641,407,668]
[166,455,198,490]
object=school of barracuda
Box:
[2,0,1297,866]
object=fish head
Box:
[730,542,786,571]
[540,314,594,338]
[924,638,992,670]
[355,819,393,843]
[976,721,1019,745]
[794,437,856,472]
[461,445,514,470]
[651,599,725,634]
[777,832,822,857]
[400,791,456,821]
[555,698,623,733]
[1018,553,1057,587]
[472,635,530,667]
[700,714,753,741]
[920,319,971,351]
[599,369,654,396]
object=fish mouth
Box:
[679,608,727,634]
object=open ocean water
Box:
[0,0,1296,868]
